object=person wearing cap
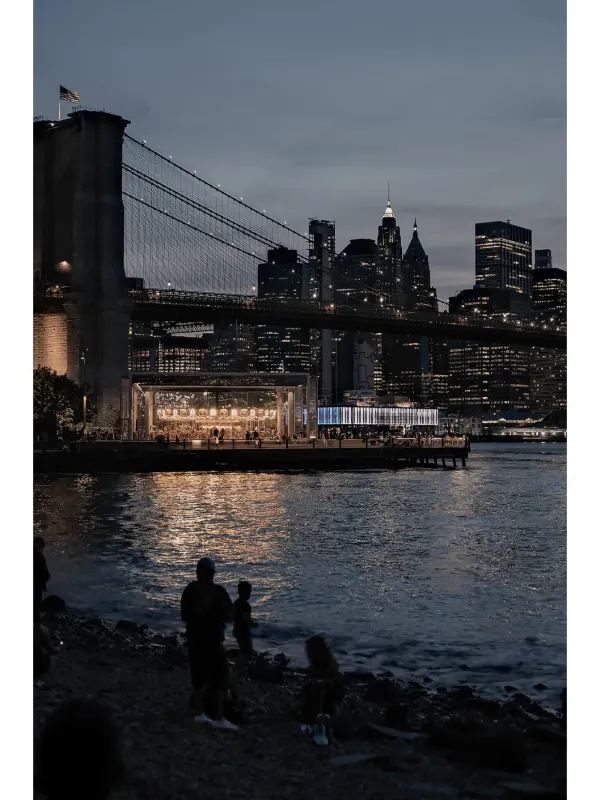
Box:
[181,557,236,730]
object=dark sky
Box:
[34,0,565,301]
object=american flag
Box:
[59,85,80,103]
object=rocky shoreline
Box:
[34,611,566,800]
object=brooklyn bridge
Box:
[33,108,565,426]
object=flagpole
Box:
[58,99,61,121]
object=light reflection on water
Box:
[34,443,565,703]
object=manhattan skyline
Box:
[34,0,566,301]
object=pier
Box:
[34,436,470,474]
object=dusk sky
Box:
[34,0,565,301]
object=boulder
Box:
[359,723,421,742]
[385,702,409,729]
[364,678,401,704]
[247,657,284,684]
[41,594,66,614]
[115,619,148,635]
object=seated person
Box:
[300,635,345,744]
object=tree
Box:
[33,367,83,431]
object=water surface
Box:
[34,442,566,704]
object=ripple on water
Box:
[34,443,565,702]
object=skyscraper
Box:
[309,219,335,402]
[381,220,439,403]
[255,247,311,374]
[447,288,530,412]
[534,249,553,270]
[376,195,402,305]
[475,221,532,297]
[529,264,566,413]
[401,219,438,312]
[333,239,380,397]
[204,324,256,372]
[531,267,567,324]
[334,239,378,302]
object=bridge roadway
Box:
[130,289,566,349]
[37,287,566,349]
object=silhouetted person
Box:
[34,536,50,623]
[233,581,254,655]
[300,635,345,746]
[36,699,124,800]
[34,623,53,683]
[181,557,236,729]
[231,581,255,702]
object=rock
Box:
[163,644,187,667]
[115,619,148,635]
[428,720,529,772]
[498,780,563,798]
[533,683,548,691]
[385,702,409,729]
[505,685,518,693]
[331,709,358,741]
[41,594,66,614]
[364,678,401,704]
[377,670,394,679]
[359,723,421,742]
[343,670,375,682]
[422,675,433,684]
[273,653,290,667]
[247,658,284,684]
[330,753,381,767]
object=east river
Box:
[34,442,566,705]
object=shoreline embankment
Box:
[34,610,565,800]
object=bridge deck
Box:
[35,287,566,349]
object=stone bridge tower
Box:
[34,110,131,414]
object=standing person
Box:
[233,581,255,675]
[34,536,50,624]
[300,635,345,746]
[180,557,237,730]
[245,430,251,445]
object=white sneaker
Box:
[300,724,314,734]
[211,718,239,731]
[312,724,329,746]
[193,713,212,725]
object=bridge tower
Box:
[34,110,131,415]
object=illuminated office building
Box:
[204,324,256,372]
[382,220,440,402]
[376,198,402,304]
[308,219,335,402]
[255,247,311,373]
[531,267,567,324]
[333,239,381,397]
[529,264,566,412]
[534,249,553,270]
[447,287,530,412]
[475,221,532,297]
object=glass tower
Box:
[475,221,532,297]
